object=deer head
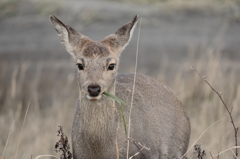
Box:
[50,15,138,101]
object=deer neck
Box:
[78,80,118,141]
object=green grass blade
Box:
[103,92,129,107]
[119,102,127,136]
[103,92,128,136]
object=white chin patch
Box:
[86,95,102,101]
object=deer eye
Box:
[108,64,115,70]
[77,63,84,70]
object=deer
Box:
[50,15,191,159]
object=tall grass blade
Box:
[127,17,142,159]
[2,121,15,158]
[15,103,30,159]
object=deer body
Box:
[50,15,191,159]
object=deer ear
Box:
[50,15,91,58]
[102,15,139,55]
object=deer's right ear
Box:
[50,15,90,58]
[101,15,139,56]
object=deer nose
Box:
[88,85,101,97]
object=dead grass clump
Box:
[55,126,72,159]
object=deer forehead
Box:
[81,42,111,57]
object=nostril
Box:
[88,85,101,97]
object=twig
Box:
[15,103,30,159]
[129,139,146,158]
[126,17,142,159]
[129,148,145,159]
[128,138,149,159]
[230,148,237,159]
[209,151,214,159]
[191,67,239,157]
[214,146,240,158]
[137,142,150,151]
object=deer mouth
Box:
[86,94,102,101]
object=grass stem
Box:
[126,17,142,159]
[15,103,30,159]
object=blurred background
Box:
[1,0,240,158]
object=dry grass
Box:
[1,46,239,158]
[166,49,240,157]
[0,59,77,158]
[1,12,240,159]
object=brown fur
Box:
[50,15,191,159]
[82,42,110,57]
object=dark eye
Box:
[108,64,115,70]
[77,63,84,70]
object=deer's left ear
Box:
[50,15,91,58]
[101,15,139,55]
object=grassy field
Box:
[1,42,240,159]
[1,0,240,159]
